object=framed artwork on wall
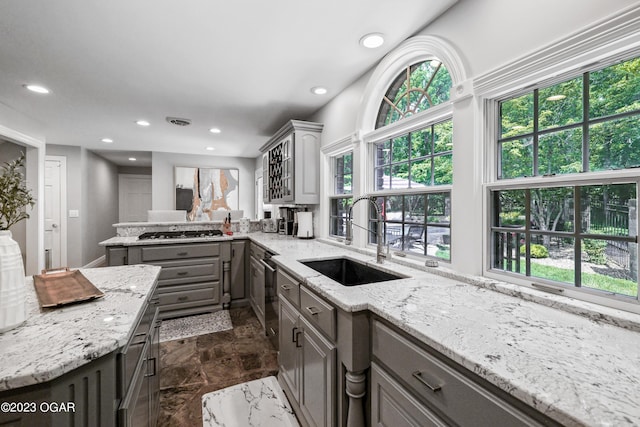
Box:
[175,166,239,221]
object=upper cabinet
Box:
[260,120,323,205]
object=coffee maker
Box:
[278,207,297,235]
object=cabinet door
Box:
[107,247,128,266]
[300,316,336,427]
[281,135,294,202]
[230,241,246,300]
[262,152,270,203]
[279,297,300,401]
[249,256,265,327]
[371,362,448,427]
[147,308,161,427]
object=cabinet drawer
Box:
[141,243,219,262]
[300,286,335,341]
[158,283,220,306]
[277,268,300,307]
[250,244,265,260]
[157,259,219,281]
[372,320,545,427]
[371,362,448,427]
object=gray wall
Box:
[46,145,119,267]
[152,152,255,218]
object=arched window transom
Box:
[376,59,452,129]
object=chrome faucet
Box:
[345,196,386,264]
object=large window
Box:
[369,193,451,261]
[492,56,640,304]
[367,58,453,260]
[329,152,353,237]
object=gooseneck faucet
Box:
[345,196,386,264]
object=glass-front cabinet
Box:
[261,120,323,205]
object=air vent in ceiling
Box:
[166,116,192,126]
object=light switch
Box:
[69,209,79,218]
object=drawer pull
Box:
[177,296,189,302]
[281,285,291,291]
[305,306,321,316]
[177,251,189,256]
[412,371,442,392]
[177,271,188,276]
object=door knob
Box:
[52,223,58,228]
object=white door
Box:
[44,157,66,269]
[119,174,152,222]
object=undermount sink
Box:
[300,257,406,286]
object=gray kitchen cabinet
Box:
[230,240,247,301]
[260,120,323,205]
[0,290,159,427]
[371,318,561,427]
[370,362,448,427]
[249,243,266,329]
[108,242,228,319]
[278,272,336,427]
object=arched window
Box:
[375,59,452,128]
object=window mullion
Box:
[583,72,590,173]
[533,89,539,177]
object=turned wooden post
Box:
[345,370,366,427]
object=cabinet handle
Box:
[145,357,157,378]
[412,371,442,392]
[281,285,291,291]
[305,306,321,316]
[177,296,189,302]
[292,327,298,343]
[177,271,188,276]
[177,251,189,256]
[295,330,302,348]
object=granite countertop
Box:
[0,264,161,392]
[98,231,640,425]
[247,234,640,427]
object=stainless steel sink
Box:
[300,257,406,286]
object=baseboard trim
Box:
[83,255,106,268]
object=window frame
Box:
[486,55,640,312]
[328,150,354,238]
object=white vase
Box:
[0,230,26,333]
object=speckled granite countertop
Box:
[0,264,161,392]
[100,232,640,426]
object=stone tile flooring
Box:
[158,307,278,427]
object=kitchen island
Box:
[0,264,161,427]
[101,231,640,426]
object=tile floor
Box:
[158,307,278,427]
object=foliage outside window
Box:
[329,152,353,237]
[498,57,640,179]
[376,59,452,128]
[374,120,452,191]
[491,183,638,300]
[368,193,451,261]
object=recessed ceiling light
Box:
[311,86,328,95]
[136,120,150,127]
[546,94,567,101]
[101,138,113,143]
[128,157,137,161]
[206,146,215,151]
[360,33,384,49]
[23,84,50,94]
[209,128,221,134]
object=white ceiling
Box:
[0,0,457,166]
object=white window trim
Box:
[477,4,640,313]
[320,134,358,238]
